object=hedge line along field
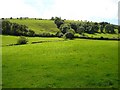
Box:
[2,35,63,46]
[9,19,59,34]
[2,36,118,88]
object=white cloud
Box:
[0,0,118,24]
[0,0,40,18]
[43,0,118,21]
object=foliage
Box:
[105,24,115,34]
[56,31,63,38]
[54,17,64,28]
[17,36,28,45]
[59,24,71,34]
[77,26,85,34]
[64,32,74,40]
[2,20,35,36]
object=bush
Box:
[63,32,74,40]
[56,31,63,38]
[17,36,28,45]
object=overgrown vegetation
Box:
[17,36,28,45]
[54,17,118,39]
[2,20,35,36]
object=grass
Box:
[9,19,59,34]
[2,35,118,88]
[83,33,118,38]
[1,35,63,46]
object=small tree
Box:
[54,17,64,28]
[17,36,28,45]
[60,24,71,34]
[63,32,74,40]
[51,17,54,20]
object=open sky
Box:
[0,0,119,24]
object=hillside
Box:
[9,19,59,34]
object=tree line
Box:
[2,20,35,36]
[53,17,118,39]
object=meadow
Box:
[2,35,118,88]
[9,19,59,34]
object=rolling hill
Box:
[9,19,59,34]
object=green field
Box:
[2,35,118,88]
[9,19,59,34]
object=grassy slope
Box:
[9,19,59,34]
[2,35,118,88]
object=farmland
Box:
[2,35,118,88]
[1,18,119,88]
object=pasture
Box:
[2,35,118,88]
[9,19,59,34]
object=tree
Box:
[54,17,64,28]
[105,24,115,34]
[2,21,11,34]
[70,22,78,32]
[64,32,74,40]
[67,29,75,35]
[10,17,12,19]
[77,26,85,34]
[28,30,35,36]
[51,17,54,20]
[59,24,71,34]
[100,25,104,33]
[92,24,99,33]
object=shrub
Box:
[56,31,63,38]
[17,36,28,45]
[63,32,74,40]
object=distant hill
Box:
[9,19,59,34]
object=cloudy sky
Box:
[0,0,119,24]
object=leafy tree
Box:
[27,30,35,36]
[67,29,75,35]
[59,24,71,34]
[77,26,85,34]
[100,25,104,33]
[2,21,11,34]
[92,24,99,33]
[64,32,74,40]
[10,17,12,19]
[54,17,64,28]
[105,24,115,33]
[70,22,78,32]
[51,17,54,20]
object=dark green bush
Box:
[63,32,74,40]
[17,36,28,45]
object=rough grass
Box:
[2,36,118,88]
[83,33,118,38]
[9,19,59,34]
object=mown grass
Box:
[2,36,118,88]
[9,19,59,34]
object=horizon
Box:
[0,0,119,25]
